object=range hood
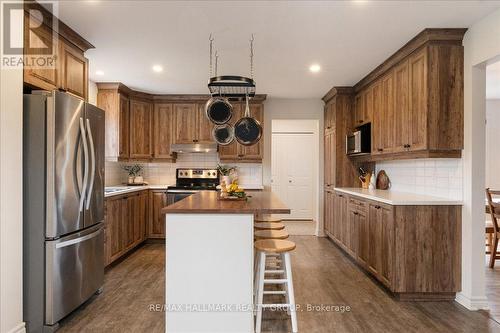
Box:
[170,143,218,154]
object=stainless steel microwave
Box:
[346,123,371,156]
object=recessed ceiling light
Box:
[152,65,163,73]
[309,64,321,73]
[95,70,104,76]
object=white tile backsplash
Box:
[375,158,463,200]
[105,154,263,188]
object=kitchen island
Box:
[162,191,290,333]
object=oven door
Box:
[167,190,197,204]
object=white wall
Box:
[486,99,500,189]
[0,40,25,333]
[459,7,500,310]
[376,159,463,200]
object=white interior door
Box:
[271,133,315,220]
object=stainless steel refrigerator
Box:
[23,91,105,332]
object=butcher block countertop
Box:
[334,187,463,206]
[162,191,291,214]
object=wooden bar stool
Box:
[486,188,500,268]
[255,215,282,223]
[254,239,297,333]
[254,222,285,230]
[254,230,289,240]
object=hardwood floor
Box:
[59,237,500,333]
[486,258,500,323]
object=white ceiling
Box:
[57,1,500,99]
[487,61,500,99]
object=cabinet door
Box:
[149,191,167,238]
[357,209,369,267]
[23,13,59,91]
[197,104,214,143]
[119,94,130,159]
[59,40,88,100]
[354,93,365,126]
[371,81,383,154]
[408,48,428,151]
[324,133,332,188]
[134,191,148,244]
[324,191,331,235]
[219,104,242,160]
[129,99,153,158]
[380,71,395,153]
[325,101,335,132]
[104,198,123,265]
[124,196,136,250]
[173,104,198,144]
[153,103,174,159]
[339,194,348,247]
[393,59,410,153]
[363,86,374,127]
[347,208,358,257]
[368,203,394,287]
[238,104,264,160]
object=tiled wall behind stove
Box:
[105,153,263,187]
[375,158,463,200]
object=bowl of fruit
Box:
[220,180,247,200]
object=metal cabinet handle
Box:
[79,118,89,213]
[85,119,96,210]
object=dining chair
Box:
[486,188,500,268]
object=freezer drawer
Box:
[45,224,104,325]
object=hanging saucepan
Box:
[212,123,235,145]
[234,95,262,146]
[205,96,233,125]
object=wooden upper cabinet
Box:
[129,99,153,158]
[23,12,59,91]
[97,88,129,160]
[393,59,410,153]
[23,5,93,100]
[354,93,364,126]
[380,71,395,154]
[370,81,382,154]
[408,48,428,152]
[173,104,198,144]
[238,104,264,160]
[59,40,88,99]
[119,95,130,159]
[324,100,335,132]
[219,103,264,162]
[197,104,214,143]
[153,103,174,159]
[324,131,335,188]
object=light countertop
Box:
[333,187,463,206]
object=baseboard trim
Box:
[6,322,26,333]
[455,292,489,310]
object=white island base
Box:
[165,213,254,333]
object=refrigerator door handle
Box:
[85,118,95,211]
[55,226,102,249]
[79,117,89,213]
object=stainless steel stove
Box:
[167,168,219,203]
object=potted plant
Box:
[122,164,144,185]
[217,164,236,186]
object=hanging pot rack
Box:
[207,34,256,100]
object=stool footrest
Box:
[265,270,284,274]
[263,279,287,284]
[263,291,287,295]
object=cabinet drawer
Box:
[348,197,367,211]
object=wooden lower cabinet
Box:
[148,190,168,239]
[104,190,148,266]
[326,190,461,300]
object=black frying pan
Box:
[234,95,262,146]
[205,97,233,125]
[212,123,235,145]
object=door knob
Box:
[289,180,292,183]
